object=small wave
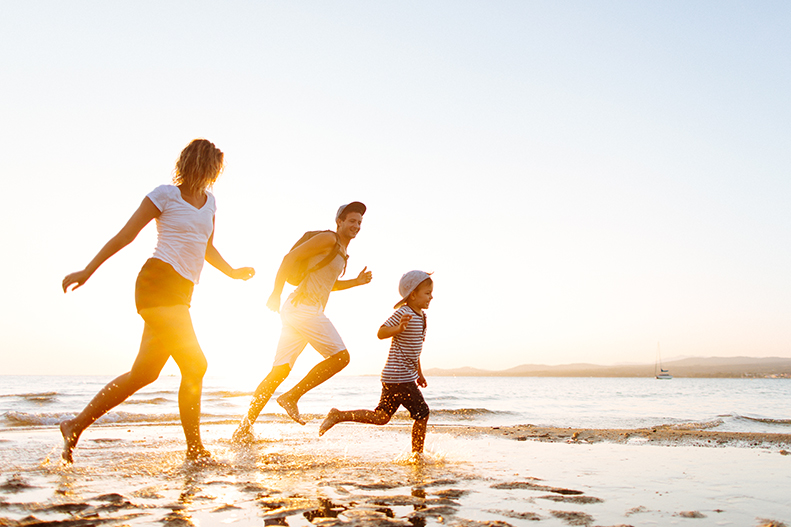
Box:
[733,414,791,427]
[206,390,253,398]
[431,408,514,420]
[0,391,59,402]
[3,411,182,427]
[124,397,172,405]
[661,419,724,431]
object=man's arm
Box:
[332,266,372,291]
[266,232,337,312]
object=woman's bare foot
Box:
[276,394,305,425]
[60,419,81,463]
[319,408,341,437]
[186,445,212,463]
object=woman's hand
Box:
[266,291,281,312]
[230,267,255,281]
[62,270,92,293]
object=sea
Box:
[2,374,790,435]
[2,375,791,526]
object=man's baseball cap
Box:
[336,201,367,221]
[394,270,433,309]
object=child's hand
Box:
[395,314,412,333]
[417,375,427,388]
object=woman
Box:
[60,138,254,463]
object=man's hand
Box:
[355,266,372,286]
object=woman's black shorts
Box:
[375,382,430,421]
[135,258,194,312]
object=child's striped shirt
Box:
[380,306,426,384]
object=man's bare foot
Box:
[60,419,81,463]
[231,418,255,444]
[408,451,425,464]
[276,394,305,425]
[319,408,342,437]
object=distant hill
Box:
[424,357,791,378]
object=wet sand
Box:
[471,423,791,450]
[1,422,790,526]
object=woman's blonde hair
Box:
[173,139,224,194]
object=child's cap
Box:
[336,201,366,221]
[394,270,432,309]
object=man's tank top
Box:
[292,245,347,309]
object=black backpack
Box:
[285,230,348,286]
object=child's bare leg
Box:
[233,364,291,442]
[319,407,390,436]
[278,350,350,425]
[411,417,428,453]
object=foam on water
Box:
[2,375,791,435]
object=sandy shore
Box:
[467,423,791,450]
[1,423,790,526]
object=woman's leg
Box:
[60,316,172,462]
[147,305,209,460]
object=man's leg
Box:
[233,313,306,441]
[277,350,349,425]
[232,364,291,442]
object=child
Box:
[319,270,433,454]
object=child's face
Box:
[409,281,433,311]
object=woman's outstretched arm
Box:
[204,219,255,281]
[62,197,160,292]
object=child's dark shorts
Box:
[375,382,430,421]
[135,258,194,312]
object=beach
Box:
[2,375,791,526]
[2,421,790,527]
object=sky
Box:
[1,1,789,381]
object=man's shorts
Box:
[135,258,194,312]
[375,382,430,421]
[273,296,347,368]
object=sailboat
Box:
[655,342,672,379]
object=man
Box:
[233,202,372,441]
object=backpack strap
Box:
[303,231,347,279]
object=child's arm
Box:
[416,359,427,388]
[377,314,412,339]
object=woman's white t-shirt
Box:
[147,185,216,284]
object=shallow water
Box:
[1,421,789,526]
[3,375,791,434]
